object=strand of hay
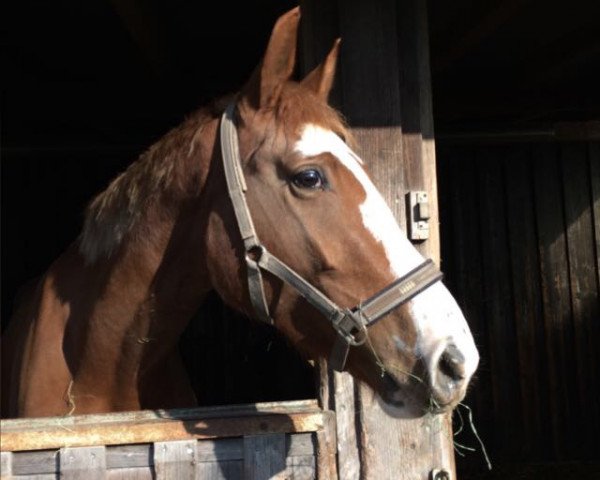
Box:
[65,380,76,416]
[359,309,425,385]
[457,402,493,470]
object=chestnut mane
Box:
[78,102,225,263]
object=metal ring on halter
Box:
[245,244,266,263]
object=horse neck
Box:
[68,112,222,374]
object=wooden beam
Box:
[0,400,330,452]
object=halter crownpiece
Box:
[220,103,443,371]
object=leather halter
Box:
[220,103,443,371]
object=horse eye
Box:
[292,169,325,189]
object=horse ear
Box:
[301,38,341,101]
[242,7,301,109]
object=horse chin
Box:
[377,372,450,418]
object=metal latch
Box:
[407,191,430,240]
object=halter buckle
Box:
[330,309,367,347]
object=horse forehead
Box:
[294,124,362,166]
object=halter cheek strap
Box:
[220,103,443,371]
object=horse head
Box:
[206,8,479,415]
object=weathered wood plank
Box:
[1,451,13,479]
[315,407,338,480]
[243,434,286,480]
[285,455,315,480]
[106,467,153,480]
[588,142,600,423]
[1,410,330,452]
[504,146,548,458]
[288,433,316,456]
[1,400,320,431]
[532,143,576,460]
[60,446,106,480]
[195,438,243,463]
[478,148,522,450]
[332,372,359,480]
[2,433,319,479]
[7,475,57,480]
[196,460,242,480]
[561,142,599,457]
[439,139,600,464]
[153,440,196,480]
[315,359,332,413]
[8,449,59,476]
[106,445,152,469]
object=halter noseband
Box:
[220,103,443,371]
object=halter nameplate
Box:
[219,103,443,371]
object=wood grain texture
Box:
[589,143,600,413]
[4,431,320,479]
[285,455,315,479]
[60,446,106,480]
[106,467,153,480]
[533,144,578,460]
[243,434,286,480]
[1,409,329,452]
[106,445,152,469]
[315,408,338,480]
[196,460,242,480]
[590,143,600,287]
[1,452,13,479]
[438,138,600,468]
[8,449,59,476]
[1,400,320,430]
[477,148,522,449]
[561,143,600,458]
[153,440,197,480]
[332,372,359,480]
[504,146,548,458]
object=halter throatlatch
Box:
[220,103,443,371]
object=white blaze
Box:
[294,124,479,381]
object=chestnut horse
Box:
[1,8,478,419]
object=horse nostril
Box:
[438,344,466,382]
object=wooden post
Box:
[300,0,454,478]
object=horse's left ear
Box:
[301,38,341,101]
[242,7,301,109]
